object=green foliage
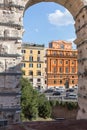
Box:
[21,77,52,120]
[37,94,52,119]
[49,100,57,107]
[59,101,67,107]
[38,100,52,119]
[21,77,38,120]
[21,77,78,121]
[66,102,78,110]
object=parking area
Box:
[43,86,78,102]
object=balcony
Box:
[46,54,77,58]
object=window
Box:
[37,64,41,68]
[72,68,75,73]
[60,52,63,56]
[53,51,56,56]
[38,51,40,54]
[22,50,26,53]
[37,57,40,61]
[54,60,56,64]
[72,61,74,64]
[54,80,56,84]
[29,56,33,61]
[29,71,33,76]
[22,63,25,67]
[72,80,74,84]
[60,75,62,78]
[60,67,63,73]
[29,63,33,68]
[60,60,62,64]
[37,78,41,82]
[66,61,68,64]
[37,71,41,76]
[60,44,64,49]
[60,80,62,84]
[66,67,69,73]
[54,67,56,73]
[30,50,33,54]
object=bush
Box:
[38,100,52,119]
[49,100,57,107]
[66,102,78,110]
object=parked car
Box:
[66,88,74,92]
[66,93,77,99]
[55,87,65,93]
[53,91,61,96]
[44,89,54,93]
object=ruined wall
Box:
[0,0,87,124]
[0,0,24,123]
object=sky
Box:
[23,2,76,49]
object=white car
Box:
[67,93,78,99]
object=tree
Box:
[21,77,52,120]
[21,77,38,120]
[38,94,52,119]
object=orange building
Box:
[46,40,78,88]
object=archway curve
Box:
[23,0,87,119]
[24,0,86,18]
[0,0,87,123]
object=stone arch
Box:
[23,0,87,119]
[0,0,87,123]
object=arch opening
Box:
[23,2,76,48]
[23,0,87,120]
[0,0,87,124]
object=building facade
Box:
[46,40,78,88]
[22,43,46,90]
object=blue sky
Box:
[23,2,76,49]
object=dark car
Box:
[53,91,61,96]
[44,89,54,93]
[66,88,74,92]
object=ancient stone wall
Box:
[0,0,24,123]
[0,0,87,124]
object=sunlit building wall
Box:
[22,43,46,89]
[46,40,78,88]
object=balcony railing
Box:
[46,54,77,58]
